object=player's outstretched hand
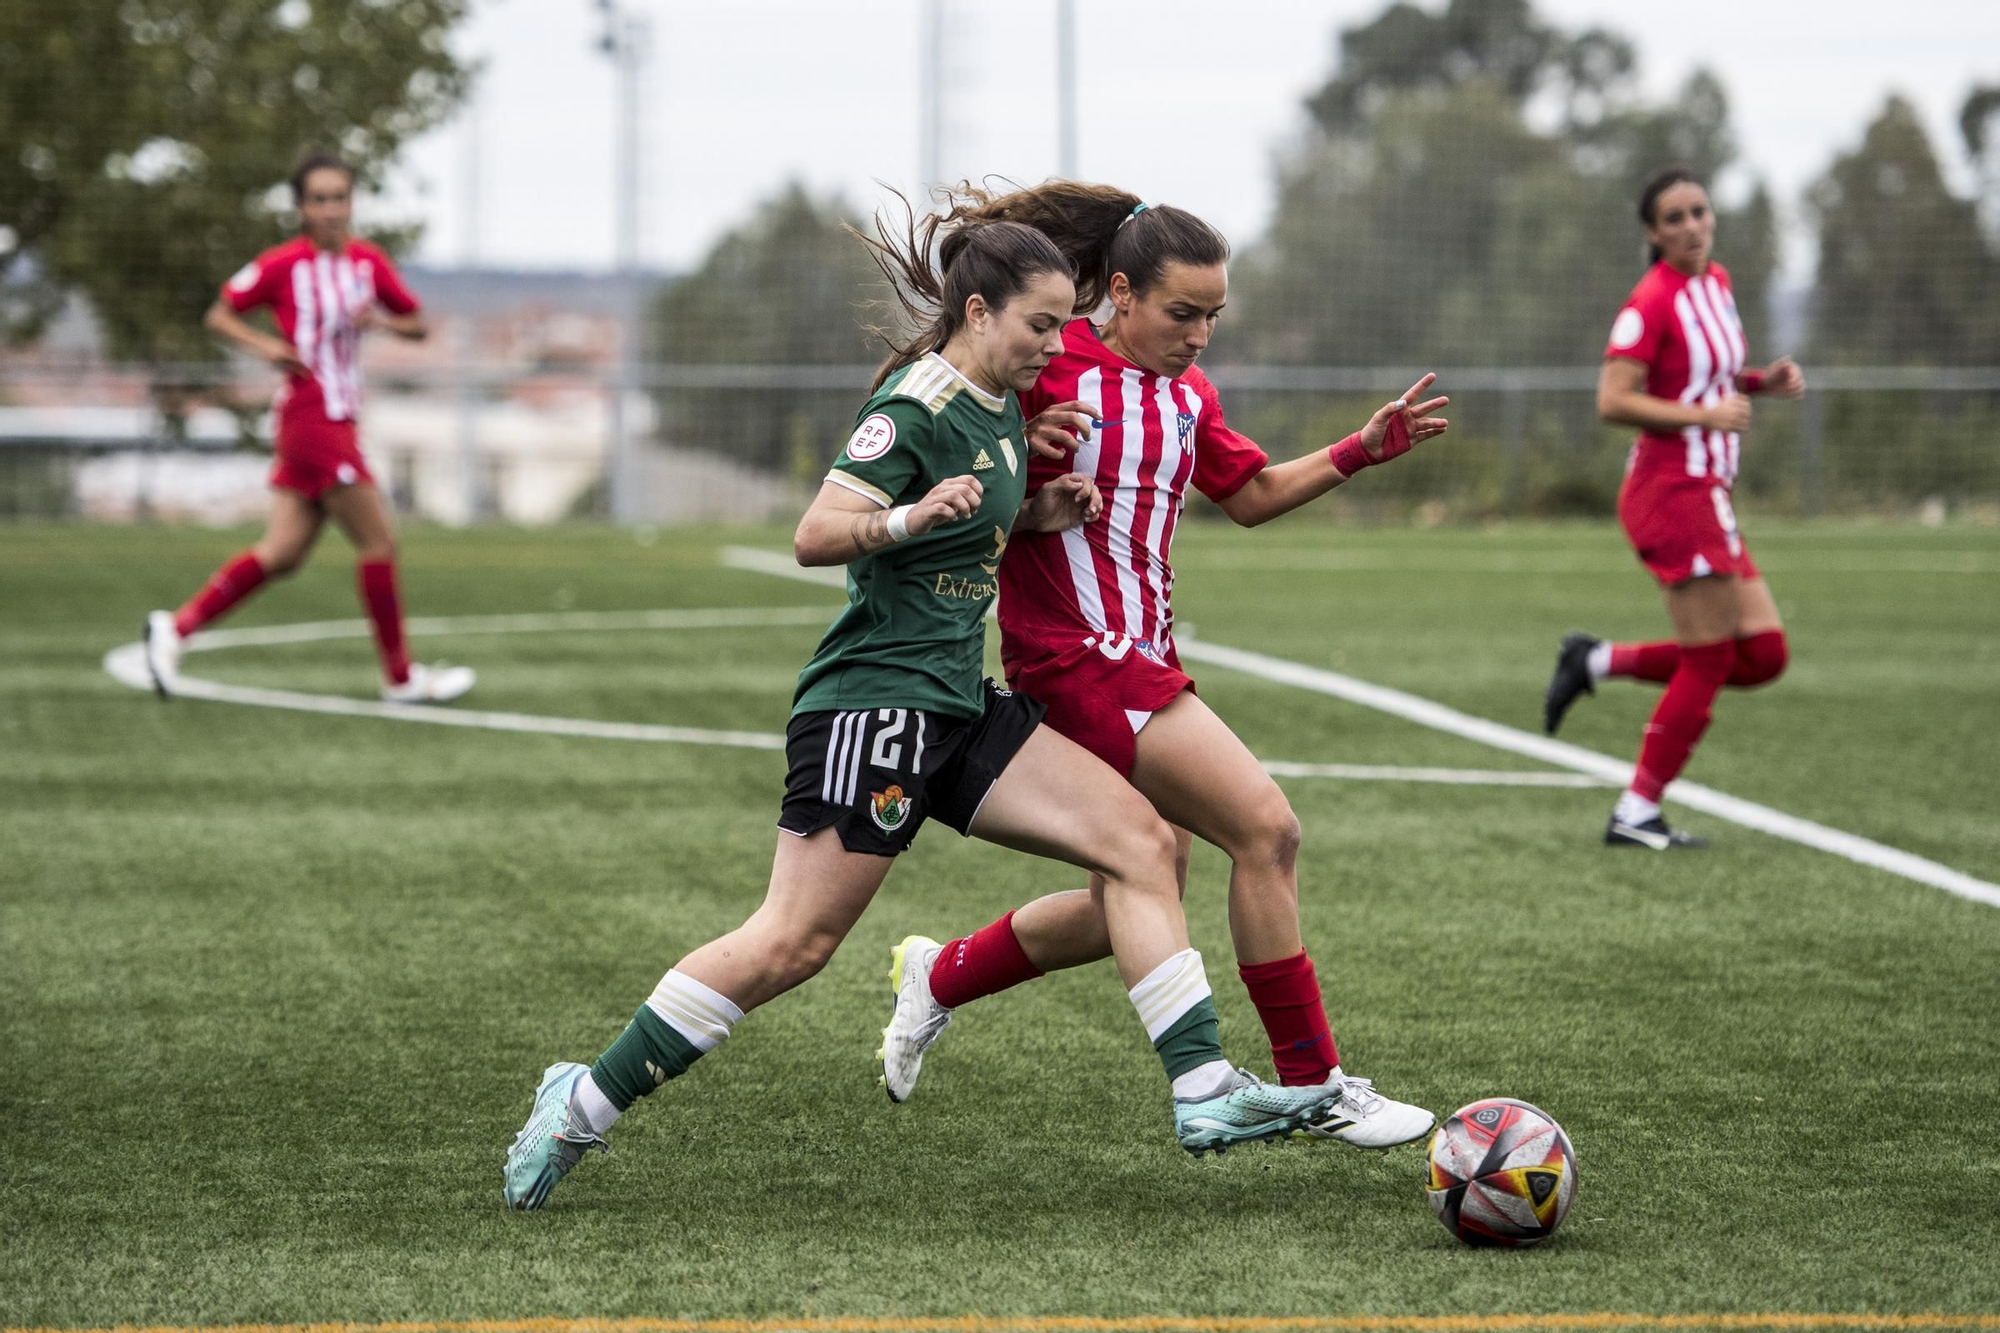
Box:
[1359,373,1451,464]
[1024,399,1094,460]
[1020,472,1103,532]
[909,474,983,537]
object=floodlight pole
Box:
[919,0,943,187]
[1056,0,1076,178]
[597,0,650,523]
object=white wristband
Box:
[884,504,914,542]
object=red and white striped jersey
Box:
[220,236,420,423]
[999,320,1267,664]
[1604,259,1748,485]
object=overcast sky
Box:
[377,0,1999,282]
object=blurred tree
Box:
[1806,95,1998,365]
[1958,83,2000,243]
[647,183,886,475]
[1237,1,1773,371]
[0,0,469,364]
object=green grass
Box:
[2,517,1997,1330]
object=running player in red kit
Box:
[876,182,1446,1149]
[142,152,474,704]
[1542,168,1804,848]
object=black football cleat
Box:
[1605,815,1708,851]
[1543,631,1600,734]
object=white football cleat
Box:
[878,934,951,1103]
[381,662,476,704]
[1300,1068,1436,1149]
[143,611,183,698]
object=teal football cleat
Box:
[1173,1068,1337,1158]
[502,1061,606,1210]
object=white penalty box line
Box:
[101,600,1577,788]
[723,545,2000,911]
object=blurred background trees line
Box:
[5,0,1997,520]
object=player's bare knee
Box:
[1107,813,1180,894]
[255,544,305,577]
[773,929,842,988]
[1225,786,1301,873]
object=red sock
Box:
[928,911,1043,1009]
[1630,639,1735,802]
[1607,640,1679,684]
[1731,630,1788,687]
[357,559,411,685]
[1238,950,1340,1086]
[174,550,267,637]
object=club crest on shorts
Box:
[870,784,911,832]
[1134,638,1165,665]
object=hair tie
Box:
[1118,202,1153,228]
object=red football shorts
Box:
[270,408,373,501]
[1005,630,1194,777]
[1618,469,1760,587]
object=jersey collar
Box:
[923,352,1009,413]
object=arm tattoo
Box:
[849,509,891,556]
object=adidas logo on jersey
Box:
[973,448,995,471]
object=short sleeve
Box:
[826,399,931,509]
[365,245,421,315]
[1604,292,1666,367]
[220,253,280,313]
[1185,373,1268,502]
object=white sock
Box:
[1586,641,1613,681]
[1127,947,1211,1041]
[1171,1059,1238,1101]
[1614,789,1661,826]
[571,1071,622,1135]
[645,968,744,1053]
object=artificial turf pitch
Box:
[2,518,1996,1330]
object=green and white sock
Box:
[585,969,744,1120]
[1128,948,1231,1097]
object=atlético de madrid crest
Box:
[870,785,911,832]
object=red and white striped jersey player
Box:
[1540,168,1805,849]
[875,185,1450,1151]
[142,152,473,704]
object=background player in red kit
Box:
[142,152,474,704]
[876,181,1447,1149]
[1542,168,1804,848]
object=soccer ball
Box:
[1424,1098,1576,1247]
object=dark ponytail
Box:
[850,194,1075,392]
[939,180,1229,314]
[1638,166,1703,266]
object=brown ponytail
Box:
[850,192,1075,392]
[939,180,1229,314]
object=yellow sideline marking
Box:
[10,1315,2000,1333]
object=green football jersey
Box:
[792,353,1030,720]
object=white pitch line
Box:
[99,603,1600,789]
[725,545,2000,910]
[1261,761,1605,788]
[103,641,788,750]
[1176,636,2000,910]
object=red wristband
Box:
[1328,431,1370,479]
[1737,369,1766,395]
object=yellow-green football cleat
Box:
[878,934,951,1103]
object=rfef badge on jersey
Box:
[847,413,897,462]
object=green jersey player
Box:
[502,218,1342,1211]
